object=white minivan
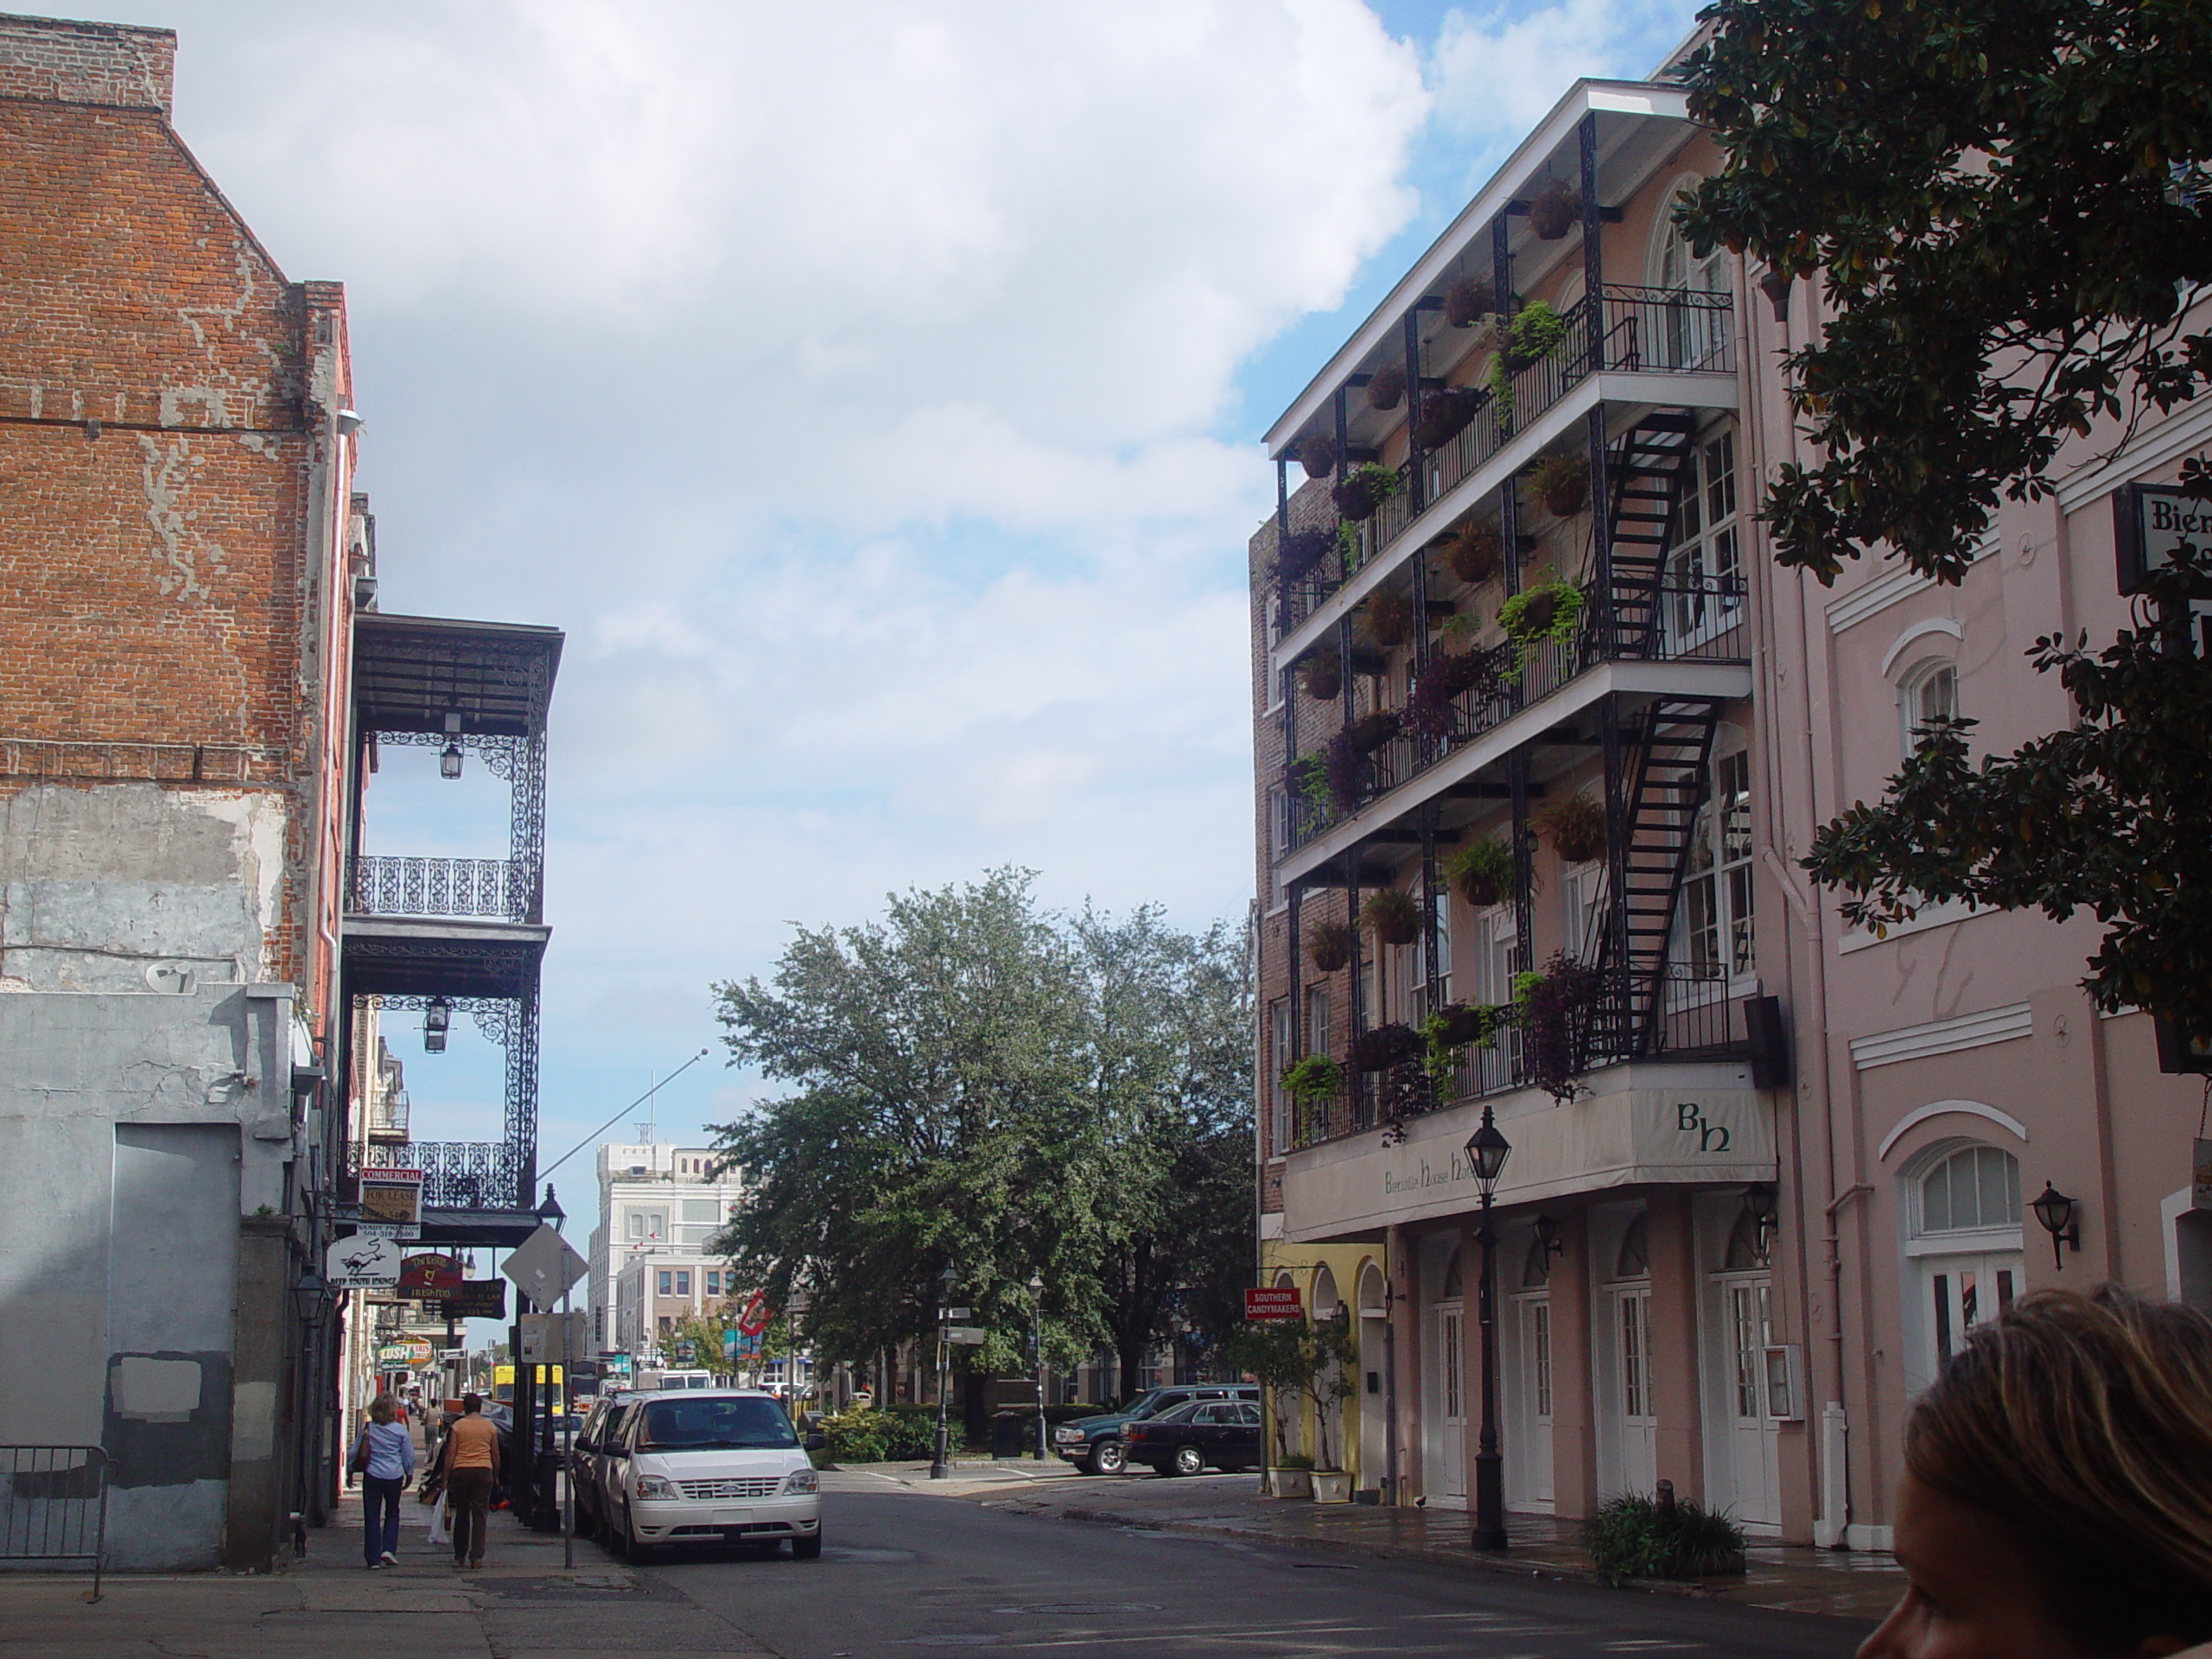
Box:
[601,1389,823,1560]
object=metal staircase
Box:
[1596,696,1724,1055]
[1603,411,1698,658]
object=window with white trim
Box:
[1268,999,1293,1155]
[1900,658,1960,760]
[1678,744,1754,983]
[1304,984,1330,1059]
[1664,428,1743,648]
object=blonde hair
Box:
[369,1392,399,1424]
[1904,1285,2212,1649]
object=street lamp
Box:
[440,711,465,779]
[291,1267,333,1329]
[2031,1182,2081,1268]
[931,1266,957,1481]
[423,996,451,1054]
[1465,1111,1511,1552]
[1028,1273,1046,1463]
[537,1182,575,1566]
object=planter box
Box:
[1312,1470,1353,1504]
[1271,1468,1313,1500]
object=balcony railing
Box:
[365,1089,410,1141]
[1285,575,1745,853]
[1275,285,1737,637]
[1289,965,1746,1152]
[347,855,533,922]
[344,1139,524,1211]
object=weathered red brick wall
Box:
[0,14,173,115]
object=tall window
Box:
[1562,849,1606,962]
[1650,183,1729,368]
[1680,747,1754,982]
[1901,658,1961,760]
[1665,429,1742,646]
[1268,999,1294,1154]
[1304,984,1330,1059]
[675,1270,690,1296]
[658,1270,671,1296]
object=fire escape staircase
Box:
[1592,697,1724,1058]
[1602,411,1698,658]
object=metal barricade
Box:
[0,1446,110,1600]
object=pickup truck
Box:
[1049,1382,1260,1475]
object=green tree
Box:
[1678,0,2212,1030]
[1224,1317,1358,1471]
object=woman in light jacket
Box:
[351,1393,416,1569]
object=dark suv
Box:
[1050,1383,1259,1475]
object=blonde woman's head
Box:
[370,1393,399,1424]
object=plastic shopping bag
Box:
[428,1489,452,1547]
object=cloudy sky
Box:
[103,0,1699,1181]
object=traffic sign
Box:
[502,1224,587,1309]
[736,1289,772,1338]
[327,1234,402,1288]
[1243,1287,1303,1321]
[945,1326,987,1345]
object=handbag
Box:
[346,1427,370,1479]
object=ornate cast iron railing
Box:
[346,1139,524,1211]
[346,855,533,922]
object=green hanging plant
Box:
[1289,753,1332,821]
[1280,1053,1345,1106]
[1442,833,1514,907]
[1332,461,1403,523]
[1486,301,1572,403]
[1529,450,1591,517]
[1420,1001,1505,1090]
[1306,919,1352,974]
[1360,887,1422,946]
[1498,578,1586,681]
[1300,652,1343,702]
[1336,519,1363,577]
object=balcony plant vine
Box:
[1499,578,1585,681]
[1279,1052,1344,1107]
[1513,953,1607,1101]
[1332,461,1402,523]
[1405,646,1500,742]
[1289,753,1332,826]
[1486,301,1570,405]
[1324,728,1373,816]
[1419,1001,1505,1093]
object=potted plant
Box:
[1487,302,1572,405]
[1332,461,1402,523]
[1360,887,1421,947]
[1418,1001,1506,1096]
[1513,953,1608,1101]
[1529,177,1580,241]
[1443,833,1514,906]
[1446,520,1502,586]
[1347,710,1401,754]
[1363,585,1414,649]
[1364,360,1406,411]
[1312,1467,1355,1504]
[1538,793,1606,863]
[1306,920,1352,974]
[1271,1453,1315,1499]
[1289,754,1332,826]
[1529,450,1590,517]
[1412,385,1488,450]
[1269,528,1333,590]
[1299,652,1343,702]
[1405,646,1500,741]
[1349,1020,1423,1071]
[1227,1314,1359,1497]
[1445,274,1491,329]
[1499,577,1586,679]
[1279,1052,1344,1106]
[1298,430,1337,480]
[1324,728,1372,816]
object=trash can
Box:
[991,1411,1023,1459]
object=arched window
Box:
[1900,657,1961,760]
[1722,1208,1770,1269]
[1440,1248,1464,1300]
[1522,1234,1554,1289]
[1916,1145,2021,1236]
[1615,1213,1650,1279]
[1648,180,1729,368]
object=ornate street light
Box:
[2031,1182,2081,1268]
[440,711,464,779]
[1742,1182,1780,1261]
[931,1265,958,1481]
[1028,1273,1047,1463]
[423,996,451,1054]
[1465,1110,1511,1552]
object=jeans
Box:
[361,1475,404,1564]
[446,1466,494,1563]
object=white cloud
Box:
[1428,0,1691,143]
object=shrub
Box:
[1274,1452,1315,1471]
[1363,585,1415,649]
[1582,1493,1747,1580]
[1360,887,1422,946]
[880,1408,941,1461]
[1443,833,1514,907]
[1530,450,1590,517]
[1528,178,1579,241]
[1445,521,1502,586]
[1306,919,1352,974]
[1300,652,1342,702]
[1298,430,1336,479]
[1332,462,1402,523]
[1364,360,1406,410]
[1444,275,1491,329]
[1539,793,1606,863]
[1350,1020,1423,1071]
[819,1409,893,1465]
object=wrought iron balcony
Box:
[1276,285,1736,636]
[347,855,535,922]
[344,1139,525,1211]
[366,1088,410,1141]
[1283,573,1746,853]
[1287,964,1746,1152]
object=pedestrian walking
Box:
[435,1392,502,1570]
[1858,1285,2212,1659]
[346,1393,416,1570]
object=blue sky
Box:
[99,0,1701,1207]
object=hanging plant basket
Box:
[1350,1020,1424,1072]
[1299,652,1343,702]
[1364,361,1406,411]
[1298,430,1338,480]
[1347,710,1402,755]
[1361,887,1423,947]
[1445,276,1492,329]
[1538,794,1606,863]
[1412,386,1488,451]
[1529,450,1590,517]
[1280,1052,1345,1105]
[1426,1001,1501,1052]
[1500,578,1585,649]
[1332,461,1402,523]
[1363,585,1415,649]
[1529,179,1580,241]
[1270,528,1333,590]
[1443,833,1514,908]
[1324,728,1372,815]
[1446,521,1503,586]
[1495,300,1570,381]
[1307,919,1352,975]
[1516,952,1609,1101]
[1405,646,1501,742]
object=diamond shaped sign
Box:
[501,1224,587,1310]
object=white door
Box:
[1920,1252,2022,1369]
[1712,1274,1780,1528]
[1431,1304,1466,1500]
[1611,1287,1657,1495]
[1513,1294,1555,1506]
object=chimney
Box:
[0,13,176,118]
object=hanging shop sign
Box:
[1243,1287,1304,1321]
[397,1252,464,1294]
[359,1167,423,1226]
[436,1279,508,1321]
[327,1233,404,1288]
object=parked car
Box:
[1050,1383,1259,1475]
[569,1395,624,1538]
[597,1389,826,1561]
[1122,1398,1262,1477]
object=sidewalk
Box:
[0,1491,769,1659]
[835,1459,1903,1624]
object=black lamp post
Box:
[1465,1110,1511,1552]
[931,1265,957,1481]
[1028,1273,1047,1463]
[2031,1182,2081,1268]
[537,1184,574,1566]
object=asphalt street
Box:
[644,1478,1870,1659]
